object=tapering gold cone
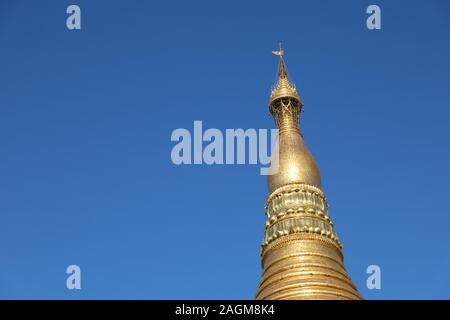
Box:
[256,48,361,300]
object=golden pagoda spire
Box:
[255,46,362,300]
[270,43,299,104]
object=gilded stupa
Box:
[255,46,362,300]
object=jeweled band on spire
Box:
[255,46,362,300]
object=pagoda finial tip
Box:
[269,43,300,104]
[271,41,284,57]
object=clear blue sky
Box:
[1,0,449,299]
